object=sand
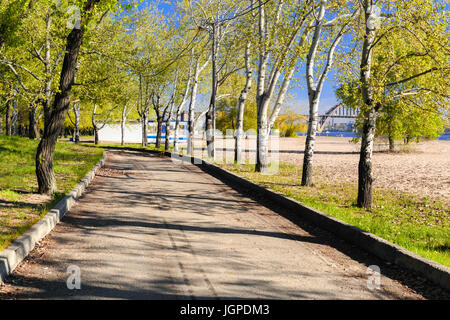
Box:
[275,137,450,204]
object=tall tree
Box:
[35,0,118,194]
[347,0,449,209]
[301,1,358,186]
[254,0,312,173]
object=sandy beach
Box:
[275,137,450,204]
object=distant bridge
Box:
[301,103,359,132]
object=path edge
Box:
[0,151,107,283]
[165,151,450,292]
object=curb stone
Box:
[0,152,107,283]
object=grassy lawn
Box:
[219,162,450,268]
[0,136,104,250]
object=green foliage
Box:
[216,98,257,133]
[336,80,447,142]
[335,0,449,144]
[273,112,307,137]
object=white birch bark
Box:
[302,1,355,186]
[235,42,252,163]
[357,0,379,209]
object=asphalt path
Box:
[0,151,424,299]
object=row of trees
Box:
[0,0,448,210]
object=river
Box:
[296,131,450,141]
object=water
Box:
[296,131,358,138]
[296,131,450,141]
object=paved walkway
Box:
[0,151,423,299]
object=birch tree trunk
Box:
[187,60,200,155]
[174,65,192,153]
[164,115,172,152]
[121,107,126,146]
[302,2,326,186]
[235,43,252,163]
[357,0,379,209]
[205,23,218,160]
[173,113,181,152]
[255,1,270,172]
[358,107,378,208]
[256,109,269,172]
[301,1,350,186]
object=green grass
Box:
[0,135,104,250]
[219,162,450,267]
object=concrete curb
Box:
[162,150,450,291]
[0,152,107,283]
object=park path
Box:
[0,150,423,299]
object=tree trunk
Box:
[187,74,198,155]
[187,106,195,155]
[388,135,394,152]
[121,109,126,146]
[165,119,171,152]
[187,54,209,155]
[255,101,269,173]
[36,16,85,194]
[28,106,39,139]
[235,108,245,163]
[206,23,218,160]
[235,43,252,164]
[205,109,215,159]
[155,116,162,149]
[357,108,377,209]
[356,0,379,209]
[43,99,51,132]
[173,113,180,152]
[301,108,319,186]
[92,104,100,145]
[141,112,148,147]
[301,1,341,187]
[94,127,99,145]
[5,101,11,136]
